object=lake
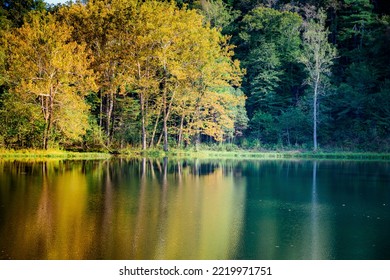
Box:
[0,158,389,260]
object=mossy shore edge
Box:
[1,148,390,161]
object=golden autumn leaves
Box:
[3,12,95,149]
[1,0,244,150]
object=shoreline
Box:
[1,149,390,161]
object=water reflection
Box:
[307,161,333,259]
[311,161,320,259]
[0,159,246,259]
[0,159,389,259]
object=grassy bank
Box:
[170,151,390,160]
[119,148,390,161]
[1,148,390,161]
[0,148,110,159]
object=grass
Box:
[0,148,110,159]
[164,149,390,160]
[1,147,390,161]
[116,147,390,161]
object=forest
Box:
[0,0,389,152]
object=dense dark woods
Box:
[0,0,389,152]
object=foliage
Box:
[299,9,337,151]
[198,0,240,31]
[1,0,390,152]
[239,7,303,117]
[54,0,243,151]
[2,11,95,149]
[1,0,46,27]
[0,92,44,148]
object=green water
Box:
[0,158,389,260]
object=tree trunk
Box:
[156,131,163,147]
[287,128,291,146]
[195,105,201,151]
[140,92,147,150]
[163,88,168,152]
[313,75,319,152]
[43,125,49,150]
[161,87,176,151]
[149,105,162,148]
[106,91,114,145]
[99,90,103,141]
[177,112,185,148]
[42,90,53,150]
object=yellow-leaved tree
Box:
[54,0,244,151]
[58,0,130,145]
[131,0,244,151]
[3,12,95,149]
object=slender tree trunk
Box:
[161,90,176,150]
[99,90,103,141]
[43,89,54,150]
[149,105,162,148]
[106,91,114,145]
[177,112,185,148]
[313,75,319,152]
[195,105,201,151]
[43,125,48,150]
[163,88,168,152]
[287,128,291,146]
[44,117,52,150]
[41,95,49,149]
[156,131,163,147]
[140,92,147,150]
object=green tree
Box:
[0,93,44,148]
[338,0,376,58]
[198,0,240,31]
[278,106,311,146]
[329,1,390,150]
[248,110,277,144]
[299,10,336,151]
[238,7,303,117]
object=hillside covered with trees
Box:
[0,0,389,152]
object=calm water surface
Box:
[0,158,389,260]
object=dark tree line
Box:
[193,0,390,151]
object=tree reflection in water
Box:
[0,158,246,259]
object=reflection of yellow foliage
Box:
[154,167,246,259]
[0,159,246,259]
[0,161,97,259]
[48,170,91,259]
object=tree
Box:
[238,7,303,118]
[329,0,390,150]
[1,0,46,27]
[338,0,376,57]
[57,0,243,152]
[3,12,95,149]
[0,92,44,148]
[58,0,125,146]
[278,106,311,146]
[123,0,243,151]
[0,31,5,87]
[198,0,240,31]
[299,10,336,151]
